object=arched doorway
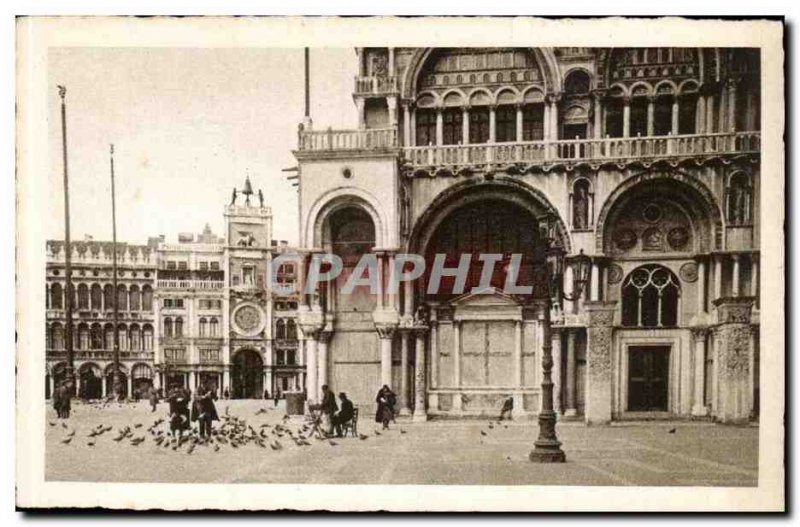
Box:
[231,348,263,399]
[78,363,103,399]
[105,364,128,399]
[131,363,153,399]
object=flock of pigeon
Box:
[49,404,410,456]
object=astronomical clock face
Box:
[232,303,265,337]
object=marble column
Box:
[515,104,524,142]
[584,301,617,425]
[590,262,600,302]
[435,108,444,146]
[222,367,230,394]
[549,95,560,140]
[622,97,631,138]
[705,94,715,134]
[692,328,709,416]
[713,255,723,304]
[552,329,563,415]
[712,297,755,423]
[317,331,331,400]
[727,79,738,132]
[512,319,523,419]
[374,251,385,310]
[376,324,396,389]
[646,96,655,136]
[399,329,411,415]
[563,265,575,315]
[564,329,577,416]
[671,97,680,135]
[452,320,462,412]
[732,254,741,297]
[696,94,706,134]
[402,103,411,147]
[489,105,497,143]
[305,335,318,403]
[750,254,759,300]
[592,92,604,139]
[461,107,470,145]
[697,259,707,313]
[413,327,428,422]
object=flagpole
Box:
[58,86,75,397]
[110,144,122,400]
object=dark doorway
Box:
[628,346,670,411]
[232,349,263,399]
[105,372,128,399]
[79,366,103,399]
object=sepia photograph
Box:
[14,16,785,511]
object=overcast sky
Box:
[47,47,358,245]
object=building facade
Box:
[293,47,760,424]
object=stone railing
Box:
[46,349,153,360]
[298,127,398,152]
[156,279,224,290]
[354,75,398,96]
[403,131,760,168]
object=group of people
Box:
[51,380,74,419]
[165,382,219,440]
[310,384,398,438]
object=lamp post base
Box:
[529,440,567,463]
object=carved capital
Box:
[584,301,617,327]
[713,296,755,325]
[375,323,398,340]
[690,326,709,341]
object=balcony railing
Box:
[47,349,153,360]
[156,279,224,290]
[298,127,398,152]
[354,75,398,96]
[403,132,760,168]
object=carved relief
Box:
[607,264,624,285]
[679,261,699,283]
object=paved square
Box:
[46,400,758,486]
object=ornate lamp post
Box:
[529,213,591,463]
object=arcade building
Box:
[292,47,760,424]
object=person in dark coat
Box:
[273,389,281,407]
[499,396,514,421]
[191,383,219,439]
[320,384,338,436]
[148,386,159,412]
[375,385,396,430]
[333,392,355,438]
[167,384,191,439]
[56,381,72,419]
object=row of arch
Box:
[274,318,298,340]
[46,283,154,312]
[46,322,154,351]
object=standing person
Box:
[320,384,337,436]
[167,383,190,440]
[191,383,219,440]
[57,381,72,419]
[148,385,159,412]
[273,388,280,408]
[375,385,395,430]
[499,396,513,421]
[263,388,270,401]
[333,392,355,438]
[52,381,63,418]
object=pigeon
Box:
[61,422,68,429]
[134,423,143,429]
[86,441,95,447]
[48,421,56,427]
[400,429,407,435]
[213,445,220,452]
[374,430,381,436]
[328,440,338,447]
[480,430,488,436]
[668,427,677,434]
[60,437,72,445]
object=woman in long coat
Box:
[374,385,396,430]
[167,384,191,439]
[191,384,219,439]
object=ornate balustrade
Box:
[156,279,224,290]
[354,75,397,96]
[403,131,760,169]
[297,127,398,152]
[47,349,153,361]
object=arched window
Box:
[90,284,103,310]
[143,325,154,351]
[90,323,103,350]
[622,265,681,327]
[77,284,89,310]
[275,319,286,340]
[142,285,153,311]
[469,107,490,144]
[129,285,141,311]
[287,319,298,340]
[118,324,128,350]
[564,70,591,95]
[163,317,173,338]
[495,105,517,142]
[199,317,207,338]
[104,324,114,349]
[572,179,592,230]
[78,324,90,350]
[175,317,183,338]
[130,324,141,350]
[442,108,463,145]
[117,285,128,311]
[103,285,114,311]
[51,283,63,309]
[52,323,64,349]
[727,172,752,225]
[415,109,436,146]
[209,317,219,337]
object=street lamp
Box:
[529,213,591,463]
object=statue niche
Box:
[571,178,592,230]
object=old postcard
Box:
[15,16,784,511]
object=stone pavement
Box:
[45,400,758,486]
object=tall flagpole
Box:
[304,47,310,120]
[58,86,75,397]
[110,144,122,400]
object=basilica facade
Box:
[293,47,760,424]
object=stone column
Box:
[696,94,706,134]
[374,251,385,310]
[727,79,738,132]
[732,254,741,297]
[317,330,331,400]
[543,104,550,141]
[435,108,444,146]
[222,367,230,395]
[387,97,398,127]
[549,95,560,140]
[712,297,755,423]
[385,252,397,312]
[399,329,411,415]
[403,102,411,147]
[713,254,723,304]
[413,326,428,422]
[515,103,524,142]
[751,254,759,299]
[376,324,396,389]
[590,262,600,301]
[452,320,462,412]
[563,265,575,315]
[564,329,577,416]
[646,96,655,136]
[552,328,563,415]
[592,92,604,139]
[462,106,470,145]
[305,334,318,403]
[355,98,366,129]
[512,319,523,419]
[671,97,680,135]
[584,301,617,425]
[691,327,709,416]
[188,369,196,393]
[622,97,631,138]
[697,258,707,313]
[410,108,416,146]
[705,94,715,134]
[489,105,497,143]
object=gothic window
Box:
[52,323,64,349]
[199,317,207,337]
[118,324,128,350]
[572,179,591,230]
[678,95,697,135]
[51,283,63,309]
[143,324,154,351]
[653,96,673,136]
[242,267,254,286]
[90,284,103,310]
[415,109,436,146]
[727,172,752,225]
[77,284,89,310]
[129,285,141,311]
[522,104,544,141]
[142,285,153,311]
[630,97,648,137]
[117,285,128,311]
[90,323,103,350]
[130,324,141,350]
[78,324,89,350]
[495,106,517,142]
[622,265,680,328]
[442,108,463,145]
[163,317,173,338]
[469,108,490,144]
[275,319,286,340]
[175,317,184,338]
[210,317,219,337]
[103,284,114,311]
[564,70,591,95]
[287,319,298,340]
[105,324,114,349]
